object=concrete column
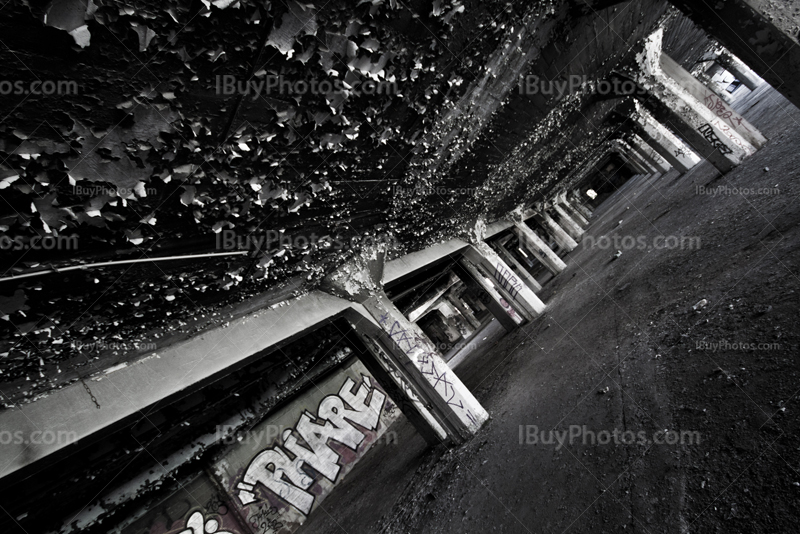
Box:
[462,242,545,321]
[343,309,450,447]
[568,193,593,220]
[321,248,489,445]
[705,61,725,79]
[660,53,766,150]
[696,64,736,104]
[715,50,762,92]
[628,134,672,174]
[634,29,756,173]
[445,290,482,330]
[455,259,524,331]
[551,203,585,241]
[613,139,658,175]
[514,222,567,275]
[438,300,475,339]
[630,100,701,173]
[493,241,542,293]
[536,212,578,252]
[556,193,590,227]
[669,0,800,109]
[621,153,651,175]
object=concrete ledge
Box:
[383,218,514,285]
[0,291,376,480]
[0,215,519,479]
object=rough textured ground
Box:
[296,84,800,533]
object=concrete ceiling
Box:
[0,0,709,409]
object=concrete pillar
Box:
[628,134,672,174]
[568,193,593,220]
[455,259,524,331]
[715,50,762,92]
[445,290,482,330]
[613,139,657,175]
[705,61,725,79]
[536,212,578,252]
[621,153,651,175]
[321,248,489,445]
[629,100,701,173]
[514,222,567,275]
[493,241,542,293]
[669,0,800,109]
[438,300,475,339]
[461,242,546,322]
[634,29,756,173]
[556,193,590,227]
[696,63,737,104]
[660,53,766,150]
[551,203,585,241]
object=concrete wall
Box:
[115,358,400,534]
[119,473,248,534]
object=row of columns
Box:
[629,28,765,174]
[315,12,787,449]
[320,195,597,447]
[592,28,771,180]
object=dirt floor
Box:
[296,85,800,533]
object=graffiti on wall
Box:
[245,504,284,534]
[710,118,749,151]
[492,263,523,299]
[703,91,752,132]
[122,475,246,534]
[378,313,478,427]
[235,375,385,516]
[173,511,236,534]
[697,123,733,155]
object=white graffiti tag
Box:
[236,375,386,515]
[177,511,234,534]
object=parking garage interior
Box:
[1,0,799,533]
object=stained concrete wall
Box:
[115,358,400,534]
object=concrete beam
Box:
[551,203,585,241]
[382,217,514,286]
[660,52,767,150]
[0,290,376,480]
[635,29,756,173]
[461,243,546,321]
[630,100,701,173]
[535,212,578,252]
[514,222,567,275]
[715,49,762,92]
[669,0,800,109]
